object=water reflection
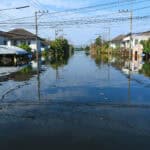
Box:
[90,52,150,78]
[37,59,41,101]
[90,51,150,104]
[0,58,43,82]
[1,50,150,104]
[139,62,150,77]
[0,64,38,82]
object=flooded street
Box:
[0,51,150,149]
[0,0,150,149]
[1,51,150,104]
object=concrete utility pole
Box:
[55,29,63,40]
[104,27,111,54]
[129,1,133,63]
[35,10,49,63]
[35,11,39,64]
[118,8,133,61]
[55,29,57,40]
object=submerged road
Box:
[0,102,149,150]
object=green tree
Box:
[50,38,71,57]
[139,62,150,77]
[141,39,150,54]
[85,46,90,51]
[19,44,31,53]
[95,36,102,46]
[49,38,74,70]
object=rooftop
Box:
[7,28,38,40]
[111,35,125,42]
[0,28,42,40]
[0,45,28,55]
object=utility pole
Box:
[55,29,63,39]
[128,0,133,105]
[55,29,58,40]
[35,11,39,65]
[129,1,133,64]
[35,10,49,63]
[104,27,111,55]
[118,8,133,64]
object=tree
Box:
[85,46,90,51]
[141,39,150,54]
[49,38,74,69]
[50,38,70,57]
[95,36,102,46]
[19,44,31,53]
[139,62,150,77]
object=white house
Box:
[0,28,49,52]
[0,45,28,55]
[110,34,125,49]
[111,31,150,49]
[123,31,150,49]
[0,31,9,45]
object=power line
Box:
[0,14,150,28]
[0,0,149,23]
[1,4,149,25]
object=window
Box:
[14,40,17,46]
[135,51,138,61]
[28,41,31,45]
[4,40,7,45]
[20,40,26,45]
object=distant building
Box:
[123,31,150,49]
[0,28,49,52]
[110,34,125,49]
[0,45,29,65]
[111,31,150,49]
[0,31,9,45]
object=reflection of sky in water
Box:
[0,51,150,105]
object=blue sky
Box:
[0,0,149,46]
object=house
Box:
[0,28,49,52]
[0,45,28,65]
[111,31,150,50]
[0,45,28,55]
[110,34,125,49]
[123,31,150,49]
[0,31,9,45]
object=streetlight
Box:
[0,5,30,11]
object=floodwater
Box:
[0,51,150,150]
